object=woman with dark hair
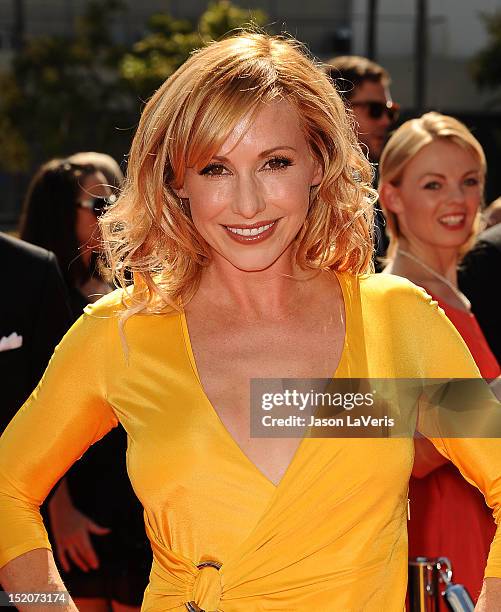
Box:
[19,159,109,315]
[18,158,151,612]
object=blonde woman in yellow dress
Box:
[1,33,501,611]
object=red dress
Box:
[408,292,500,603]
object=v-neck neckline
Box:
[179,271,356,490]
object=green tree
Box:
[199,0,267,40]
[0,0,268,173]
[119,14,201,100]
[120,1,267,100]
[471,11,501,106]
[0,0,130,172]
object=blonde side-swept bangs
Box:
[378,111,487,261]
[100,32,376,318]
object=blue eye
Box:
[464,177,479,187]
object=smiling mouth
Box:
[438,214,467,229]
[223,220,279,243]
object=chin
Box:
[220,253,285,273]
[210,240,293,273]
[429,236,473,253]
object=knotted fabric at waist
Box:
[146,549,224,611]
[185,561,222,611]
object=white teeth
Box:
[439,214,465,226]
[226,222,274,236]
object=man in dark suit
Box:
[0,232,72,431]
[458,223,501,364]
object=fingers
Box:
[77,530,100,570]
[62,529,100,572]
[55,543,71,573]
[66,542,94,572]
[86,519,112,535]
[54,518,111,573]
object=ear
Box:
[311,159,324,187]
[379,182,403,214]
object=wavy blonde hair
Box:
[101,32,376,316]
[378,111,486,260]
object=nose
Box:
[447,183,467,204]
[231,174,266,219]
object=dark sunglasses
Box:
[350,100,400,122]
[77,194,117,216]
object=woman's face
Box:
[75,171,110,251]
[177,99,323,272]
[390,139,482,251]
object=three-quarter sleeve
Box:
[0,303,119,568]
[409,283,501,578]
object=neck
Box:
[196,248,319,320]
[395,240,459,287]
[385,240,470,311]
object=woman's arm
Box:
[0,300,119,580]
[413,379,501,478]
[476,578,501,611]
[0,549,77,612]
[405,283,501,604]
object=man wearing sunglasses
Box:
[324,55,399,266]
[323,55,399,163]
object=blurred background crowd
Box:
[0,1,500,611]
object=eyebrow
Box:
[420,169,481,179]
[212,146,297,162]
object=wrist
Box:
[47,481,73,515]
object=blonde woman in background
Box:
[1,36,501,611]
[379,111,501,604]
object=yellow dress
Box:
[1,273,501,612]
